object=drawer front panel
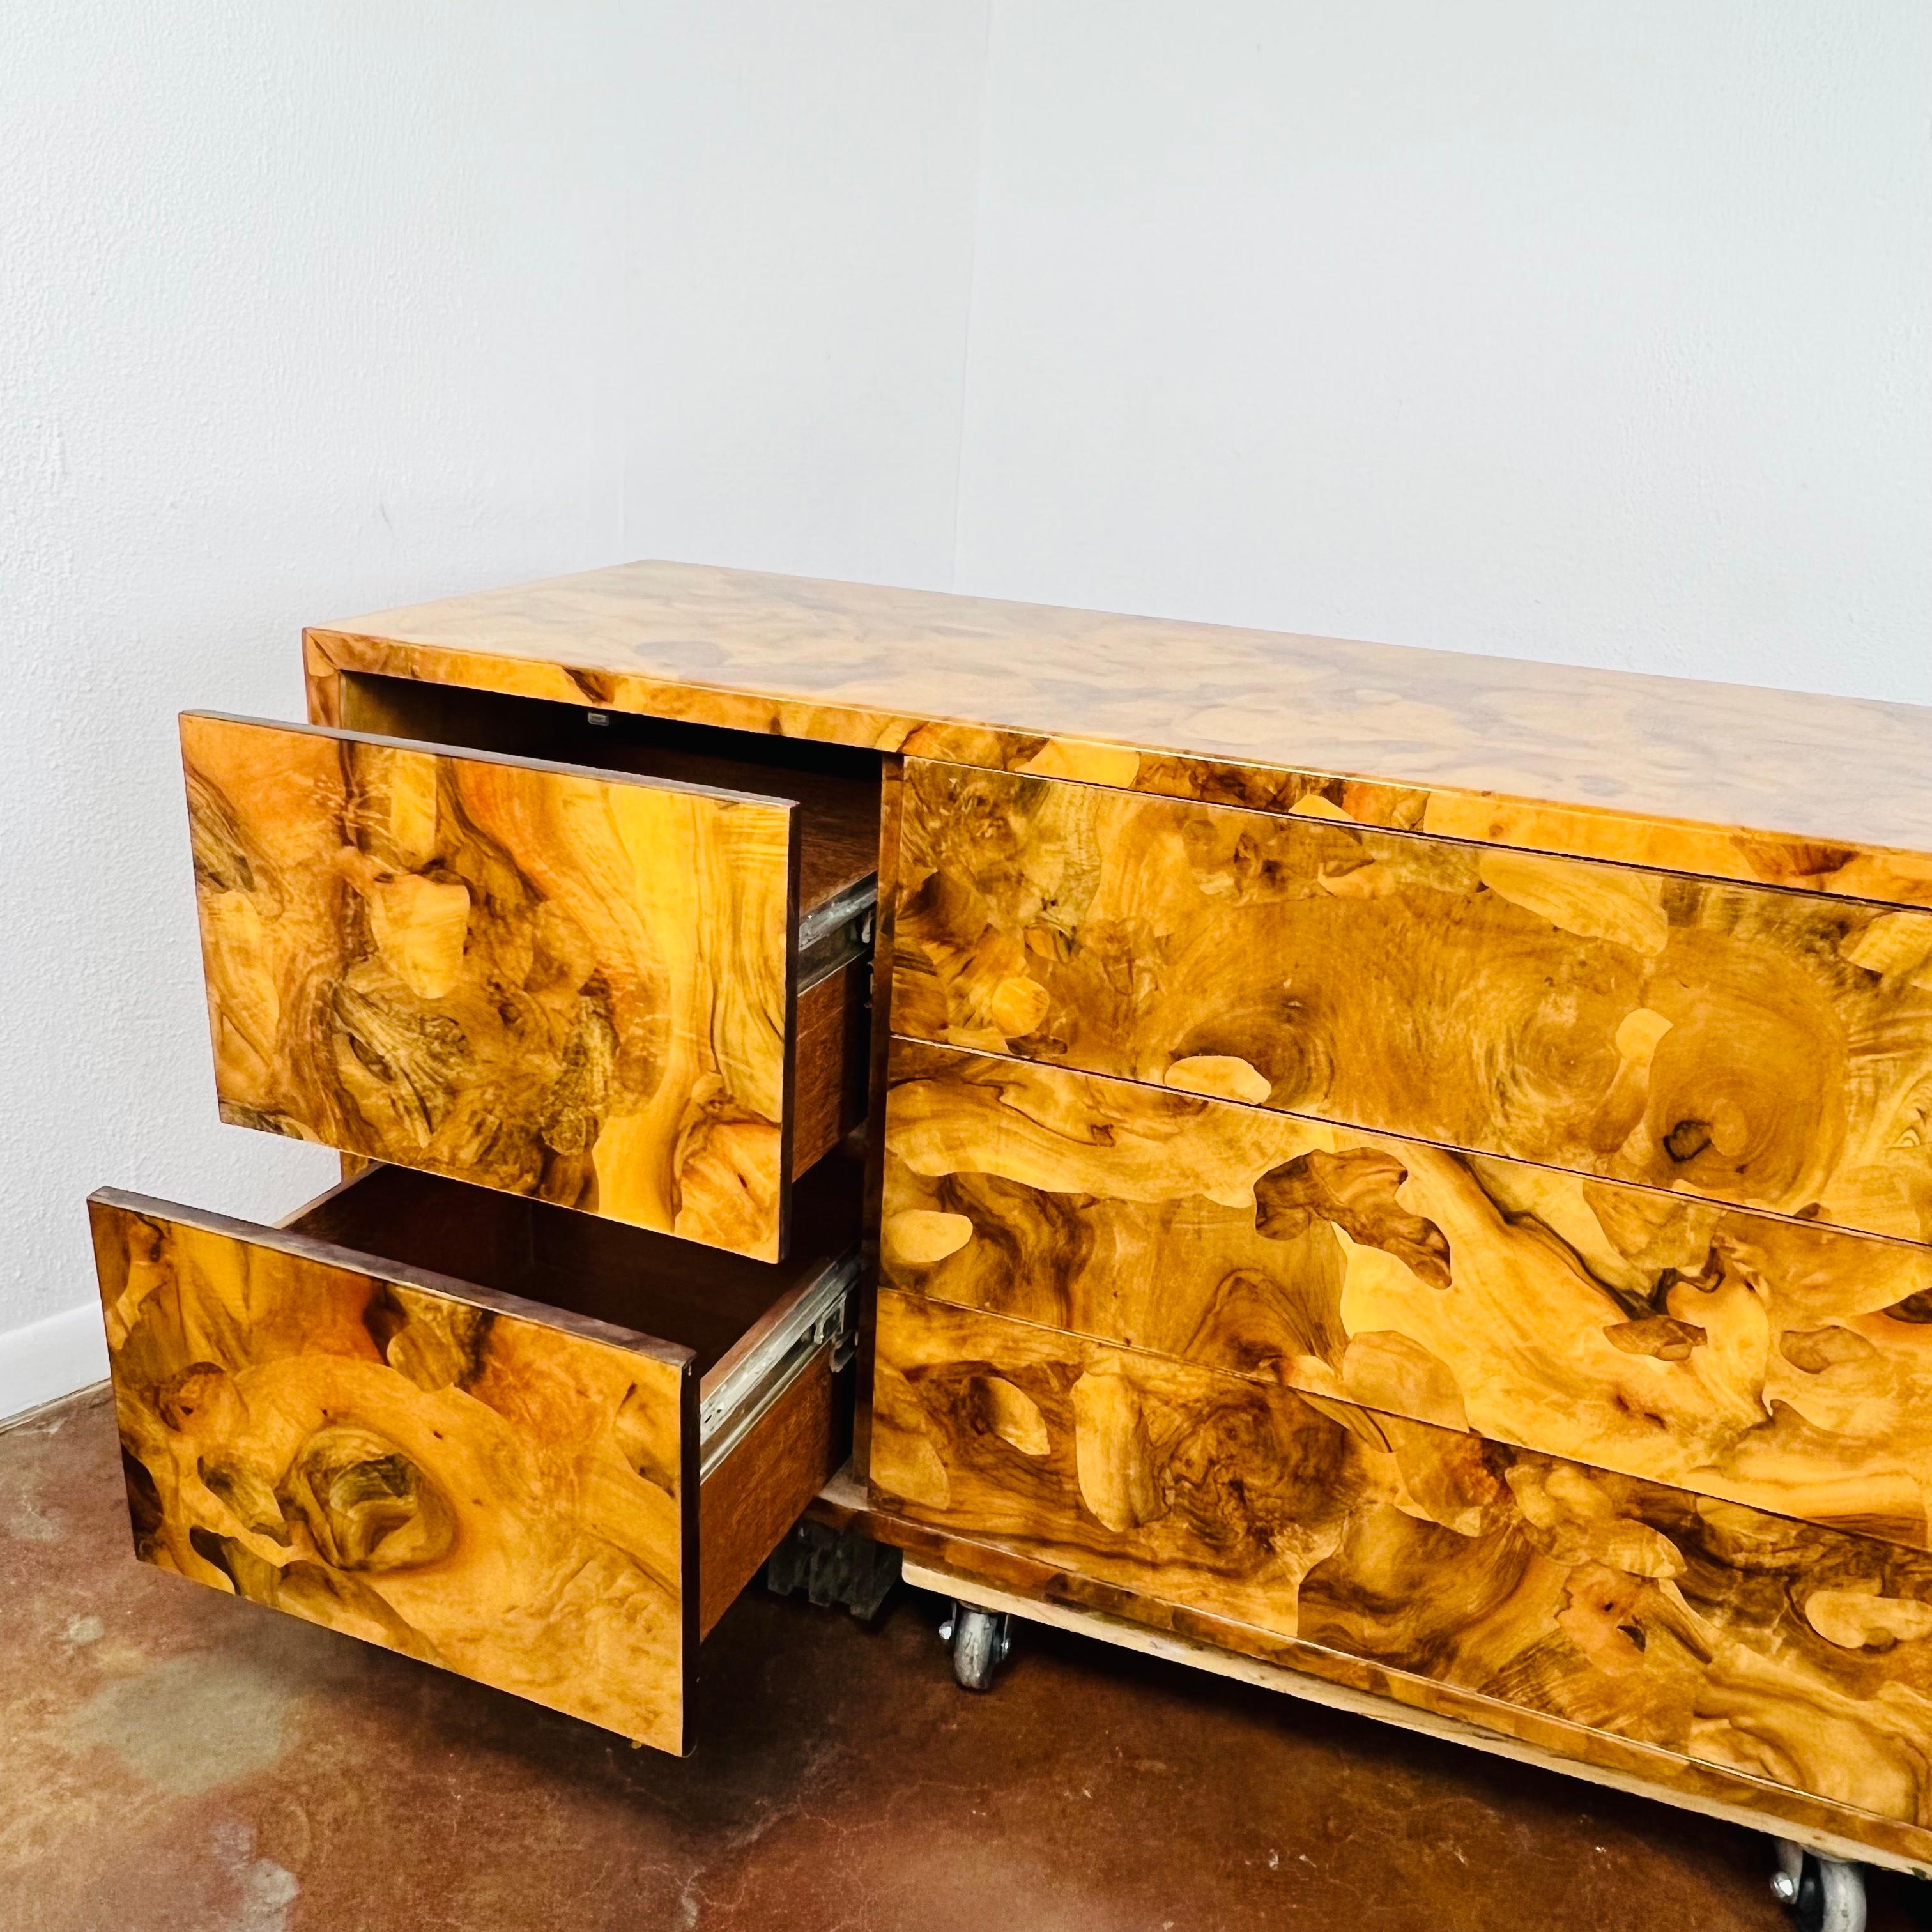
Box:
[89,1188,695,1751]
[883,1041,1932,1549]
[185,712,796,1261]
[893,760,1932,1245]
[872,1287,1932,1826]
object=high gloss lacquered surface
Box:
[183,710,796,1259]
[871,1287,1932,1836]
[10,1384,1924,1932]
[893,762,1932,1244]
[307,559,1932,904]
[89,1192,691,1751]
[882,1040,1932,1551]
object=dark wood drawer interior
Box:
[283,1154,862,1389]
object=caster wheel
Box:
[939,1603,1011,1691]
[1771,1841,1866,1932]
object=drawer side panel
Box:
[696,1346,841,1637]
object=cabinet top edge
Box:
[305,558,1932,901]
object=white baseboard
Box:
[0,1303,109,1424]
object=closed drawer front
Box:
[882,1039,1932,1551]
[89,1158,858,1752]
[893,760,1932,1245]
[871,1287,1932,1827]
[185,710,877,1263]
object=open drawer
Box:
[182,699,878,1263]
[87,1153,860,1754]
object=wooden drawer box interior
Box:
[91,1151,862,1753]
[185,680,882,1259]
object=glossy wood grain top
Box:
[309,560,1932,904]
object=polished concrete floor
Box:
[2,1385,1924,1932]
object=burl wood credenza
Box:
[89,561,1932,1895]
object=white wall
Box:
[0,1,987,1416]
[622,7,986,580]
[954,1,1932,699]
[4,3,1926,1416]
